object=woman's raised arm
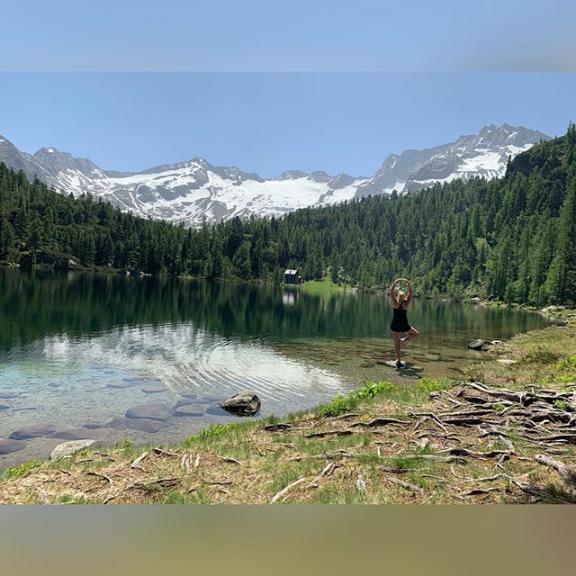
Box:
[406,279,414,303]
[389,279,400,306]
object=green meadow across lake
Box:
[0,268,546,470]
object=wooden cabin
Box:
[284,269,302,284]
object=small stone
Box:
[0,438,26,454]
[174,404,205,417]
[9,423,58,440]
[51,439,97,460]
[496,358,518,365]
[125,404,172,421]
[219,392,261,417]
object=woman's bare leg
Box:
[406,327,420,340]
[393,332,402,364]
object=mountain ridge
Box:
[0,124,550,224]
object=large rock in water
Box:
[468,339,487,351]
[51,439,97,460]
[220,392,261,416]
[125,404,172,421]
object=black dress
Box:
[390,306,411,333]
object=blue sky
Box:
[1,73,574,177]
[0,1,575,176]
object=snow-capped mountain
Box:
[0,124,550,225]
[355,124,550,197]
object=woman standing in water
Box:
[389,278,420,369]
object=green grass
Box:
[523,348,562,364]
[310,485,367,504]
[315,382,392,417]
[300,278,348,297]
[183,420,260,447]
[554,399,572,411]
[316,378,453,417]
[557,355,576,374]
[268,462,316,494]
[1,461,41,480]
[54,494,92,504]
[179,380,453,449]
[355,452,382,466]
[160,490,210,504]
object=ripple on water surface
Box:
[0,324,345,470]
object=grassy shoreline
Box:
[1,312,575,504]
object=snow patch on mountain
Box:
[0,124,550,225]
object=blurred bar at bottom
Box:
[0,506,573,576]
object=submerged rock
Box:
[174,404,205,417]
[9,423,58,440]
[0,402,9,411]
[468,339,487,351]
[106,381,142,389]
[175,398,198,408]
[0,438,26,454]
[125,404,172,421]
[51,439,97,460]
[108,417,166,433]
[142,386,167,394]
[0,392,21,400]
[220,392,261,417]
[82,421,106,429]
[52,428,95,441]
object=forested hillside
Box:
[0,124,575,305]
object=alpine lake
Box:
[0,269,547,469]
